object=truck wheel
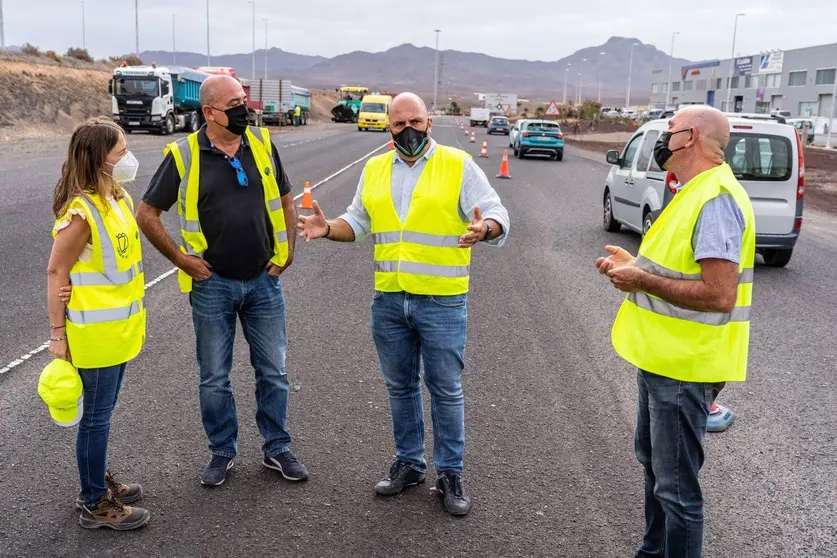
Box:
[762,249,793,268]
[163,114,174,135]
[189,113,199,133]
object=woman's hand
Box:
[58,285,72,304]
[49,338,71,362]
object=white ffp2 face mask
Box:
[107,151,139,183]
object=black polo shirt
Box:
[143,127,292,280]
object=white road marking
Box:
[0,143,389,377]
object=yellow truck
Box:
[357,94,392,132]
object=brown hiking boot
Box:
[79,491,150,531]
[74,471,143,510]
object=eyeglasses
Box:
[227,156,249,187]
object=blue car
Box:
[513,120,564,161]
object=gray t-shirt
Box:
[692,193,746,264]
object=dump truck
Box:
[110,64,209,134]
[247,80,311,126]
[331,86,369,123]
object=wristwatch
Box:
[481,221,492,242]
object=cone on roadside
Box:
[464,127,469,136]
[300,180,314,210]
[496,150,511,179]
[470,132,476,143]
[479,138,488,157]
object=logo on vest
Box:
[116,233,129,258]
[264,167,271,176]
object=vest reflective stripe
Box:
[362,145,471,296]
[627,292,750,326]
[611,163,756,384]
[69,266,141,287]
[637,255,755,283]
[66,298,145,325]
[165,127,289,293]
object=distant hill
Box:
[140,37,693,104]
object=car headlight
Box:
[151,115,162,122]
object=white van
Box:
[601,116,805,267]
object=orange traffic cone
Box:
[479,139,488,157]
[387,138,395,150]
[470,132,476,143]
[464,127,469,136]
[496,150,511,179]
[300,180,314,209]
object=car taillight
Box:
[795,218,803,231]
[558,133,564,139]
[795,128,805,199]
[666,171,680,194]
[523,131,530,137]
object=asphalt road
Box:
[0,117,835,557]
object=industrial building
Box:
[648,41,837,119]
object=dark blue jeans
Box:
[190,271,292,459]
[370,291,468,474]
[635,369,725,558]
[77,362,127,507]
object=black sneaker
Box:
[374,459,426,496]
[200,455,234,486]
[262,451,309,481]
[436,471,471,516]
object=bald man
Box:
[137,75,308,487]
[596,106,755,558]
[298,92,510,516]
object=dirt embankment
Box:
[0,55,113,142]
[0,54,342,142]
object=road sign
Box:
[545,100,561,116]
[484,93,518,115]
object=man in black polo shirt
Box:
[136,75,308,487]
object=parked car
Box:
[602,116,805,267]
[787,118,815,143]
[646,109,663,120]
[513,120,564,160]
[604,110,622,119]
[509,119,531,147]
[488,116,510,135]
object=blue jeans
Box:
[190,270,292,459]
[370,291,468,474]
[77,362,127,507]
[635,369,725,558]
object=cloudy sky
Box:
[5,0,836,62]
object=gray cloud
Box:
[6,0,837,63]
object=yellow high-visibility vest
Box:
[611,163,756,383]
[362,145,471,295]
[165,126,288,293]
[55,193,146,369]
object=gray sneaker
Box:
[374,460,426,496]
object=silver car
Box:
[509,119,531,147]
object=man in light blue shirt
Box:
[298,93,509,516]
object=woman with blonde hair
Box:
[47,117,150,530]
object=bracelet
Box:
[49,336,67,342]
[324,222,331,239]
[50,324,65,330]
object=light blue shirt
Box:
[339,139,510,246]
[693,194,746,264]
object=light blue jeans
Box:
[190,271,292,459]
[370,291,468,474]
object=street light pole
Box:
[725,13,746,112]
[206,0,211,65]
[563,63,571,105]
[597,51,605,104]
[249,2,255,80]
[626,42,638,109]
[665,31,679,109]
[0,0,5,50]
[576,72,581,106]
[135,0,139,57]
[433,30,441,110]
[827,70,837,149]
[81,1,86,50]
[579,58,587,105]
[263,18,268,79]
[172,14,176,64]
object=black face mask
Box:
[653,128,691,170]
[212,103,249,136]
[392,126,429,158]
